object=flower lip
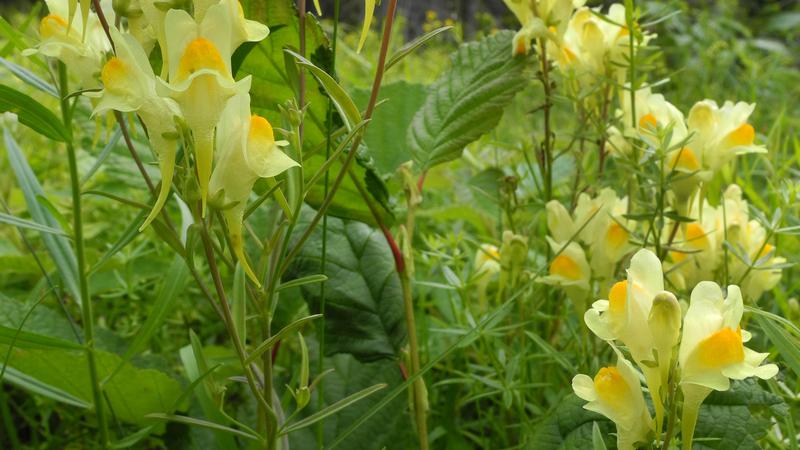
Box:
[695,327,745,369]
[550,254,582,280]
[176,38,230,82]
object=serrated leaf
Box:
[0,85,70,142]
[408,30,529,171]
[528,394,615,449]
[693,379,788,450]
[288,207,406,361]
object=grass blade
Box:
[4,128,81,305]
[0,211,68,236]
[280,383,387,435]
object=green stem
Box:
[278,0,399,277]
[198,222,275,436]
[318,0,341,445]
[538,38,553,202]
[59,63,109,448]
[400,171,428,450]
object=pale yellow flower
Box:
[687,100,766,172]
[91,27,181,230]
[156,5,258,215]
[584,248,673,428]
[209,93,298,284]
[572,346,653,450]
[24,0,112,88]
[678,282,778,449]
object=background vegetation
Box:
[1,0,799,449]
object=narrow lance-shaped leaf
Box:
[4,129,81,304]
[0,86,71,142]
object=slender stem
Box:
[538,38,553,202]
[59,63,109,447]
[318,0,341,445]
[279,0,399,277]
[199,222,274,427]
[400,272,428,450]
[399,169,428,450]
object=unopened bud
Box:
[648,291,681,355]
[500,230,528,269]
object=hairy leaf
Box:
[528,394,615,449]
[288,207,406,361]
[693,379,788,450]
[408,30,529,171]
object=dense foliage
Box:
[1,0,799,449]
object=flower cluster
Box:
[28,0,299,284]
[665,184,785,302]
[542,188,633,302]
[575,249,778,450]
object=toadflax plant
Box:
[0,0,797,448]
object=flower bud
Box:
[648,291,682,356]
[500,230,528,269]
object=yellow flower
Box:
[678,282,778,449]
[502,0,584,56]
[91,27,180,231]
[541,237,591,305]
[665,199,720,290]
[553,4,651,81]
[208,94,298,284]
[474,244,501,280]
[24,0,111,88]
[584,248,674,429]
[720,186,784,302]
[572,346,653,450]
[687,100,767,172]
[156,5,260,215]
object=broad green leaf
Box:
[4,129,81,305]
[408,30,529,171]
[287,353,415,449]
[527,394,615,449]
[0,211,68,236]
[0,85,70,142]
[288,207,406,361]
[1,343,182,425]
[0,296,182,424]
[353,81,428,176]
[239,0,393,226]
[693,379,788,449]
